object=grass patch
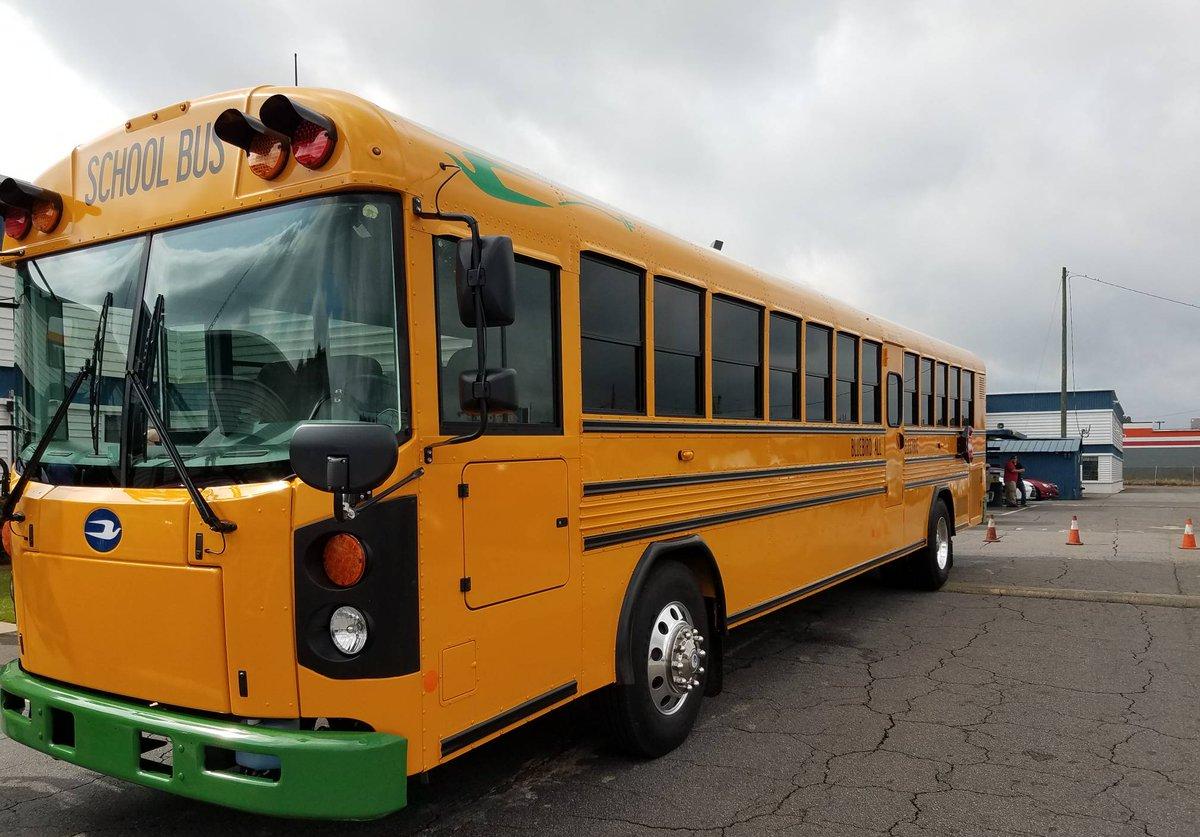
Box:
[0,566,13,624]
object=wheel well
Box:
[614,535,726,694]
[936,488,956,535]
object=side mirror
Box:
[290,422,398,520]
[459,368,519,415]
[456,236,516,327]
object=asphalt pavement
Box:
[1,487,1197,836]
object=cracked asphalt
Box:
[1,487,1198,836]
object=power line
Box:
[1070,272,1200,311]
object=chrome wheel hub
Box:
[647,601,705,716]
[935,518,950,570]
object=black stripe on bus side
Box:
[441,681,578,757]
[583,485,886,551]
[904,454,958,464]
[904,473,968,490]
[906,428,964,437]
[583,459,886,497]
[728,541,926,626]
[583,419,886,436]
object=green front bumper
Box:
[0,662,407,820]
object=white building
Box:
[986,390,1126,495]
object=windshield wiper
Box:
[89,292,113,455]
[127,373,236,534]
[128,294,235,535]
[3,291,115,521]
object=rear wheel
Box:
[901,500,953,590]
[605,561,708,757]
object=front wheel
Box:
[902,500,953,590]
[605,561,709,757]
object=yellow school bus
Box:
[0,86,985,819]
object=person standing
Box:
[1003,455,1020,507]
[1014,455,1027,506]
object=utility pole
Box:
[1060,266,1068,437]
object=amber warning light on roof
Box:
[0,177,62,241]
[215,94,338,181]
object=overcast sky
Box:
[6,1,1200,425]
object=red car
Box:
[1023,477,1060,500]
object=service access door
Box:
[461,458,571,607]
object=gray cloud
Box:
[11,0,1200,423]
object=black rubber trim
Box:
[728,541,925,626]
[906,428,963,436]
[905,454,958,464]
[583,419,886,436]
[583,459,886,497]
[441,681,578,757]
[905,473,968,490]
[584,485,886,551]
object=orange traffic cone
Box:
[1066,515,1083,546]
[983,516,1001,543]
[1180,518,1197,550]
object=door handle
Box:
[897,432,905,450]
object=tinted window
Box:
[580,255,643,413]
[769,313,800,420]
[920,358,933,425]
[887,372,902,427]
[862,341,881,424]
[805,323,832,422]
[903,352,918,425]
[654,278,703,416]
[712,296,762,418]
[935,362,947,426]
[1082,456,1099,481]
[948,366,961,427]
[836,333,859,423]
[435,238,559,430]
[962,370,975,427]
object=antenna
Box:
[293,52,299,86]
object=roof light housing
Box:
[260,94,338,170]
[214,110,290,180]
[0,176,63,239]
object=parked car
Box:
[1023,477,1059,500]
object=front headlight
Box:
[329,606,367,655]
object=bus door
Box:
[429,234,580,756]
[883,343,906,529]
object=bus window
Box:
[836,332,859,423]
[935,362,947,426]
[887,372,903,427]
[712,296,763,419]
[580,254,643,414]
[435,238,560,431]
[949,367,961,426]
[654,278,704,416]
[805,323,832,422]
[862,341,881,424]
[920,358,933,425]
[769,313,800,421]
[903,352,918,425]
[963,370,975,426]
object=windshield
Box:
[13,193,408,487]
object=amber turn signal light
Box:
[214,109,290,180]
[1,176,63,239]
[322,533,366,587]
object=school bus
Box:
[0,86,985,819]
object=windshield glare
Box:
[13,193,407,487]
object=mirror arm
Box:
[416,196,494,464]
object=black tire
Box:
[605,561,708,758]
[903,500,954,591]
[1031,488,1041,501]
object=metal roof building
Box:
[986,436,1083,500]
